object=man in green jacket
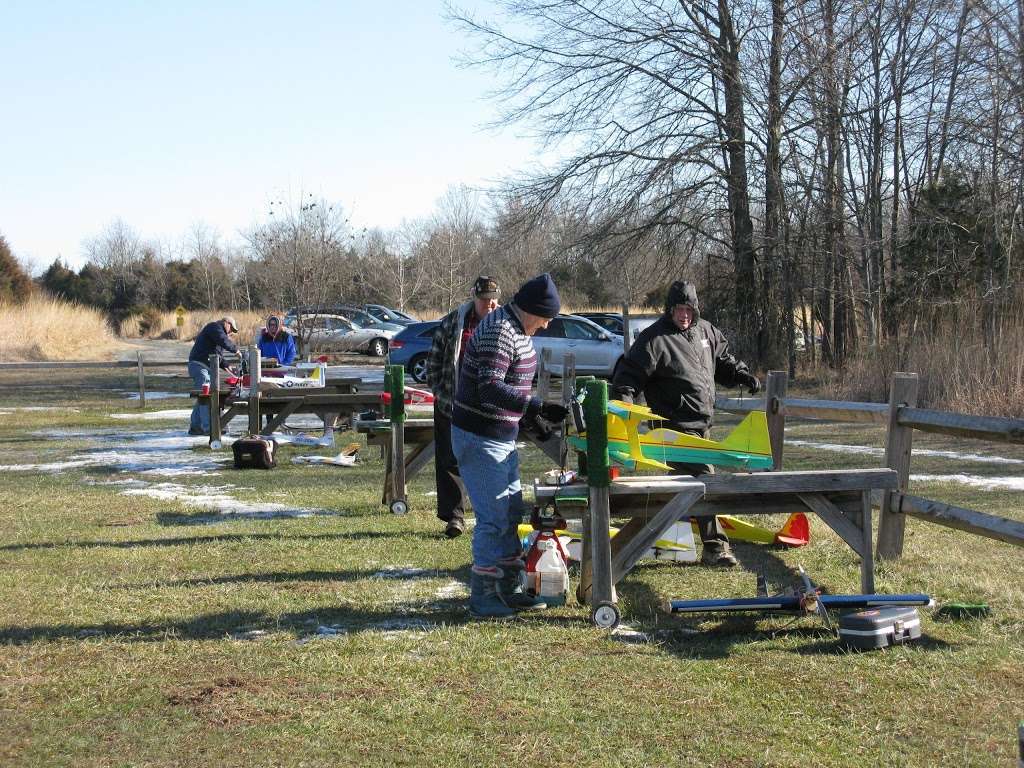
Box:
[425,276,501,538]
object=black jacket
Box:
[612,315,750,430]
[188,321,238,367]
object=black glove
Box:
[539,402,569,423]
[737,371,761,395]
[521,415,554,442]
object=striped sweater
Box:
[452,304,541,441]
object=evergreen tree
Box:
[0,233,32,303]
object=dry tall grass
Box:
[0,296,118,361]
[826,323,1024,417]
[120,309,275,346]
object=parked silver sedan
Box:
[285,313,396,356]
[532,314,624,377]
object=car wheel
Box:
[409,353,429,384]
[368,338,388,357]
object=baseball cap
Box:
[472,276,501,300]
[222,315,239,332]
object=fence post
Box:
[247,347,261,435]
[621,302,632,355]
[765,370,787,470]
[877,372,919,559]
[209,354,221,447]
[136,353,146,409]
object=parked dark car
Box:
[388,320,441,383]
[364,304,417,325]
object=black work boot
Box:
[443,518,465,539]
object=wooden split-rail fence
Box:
[716,370,1024,558]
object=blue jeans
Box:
[451,425,524,570]
[188,361,211,432]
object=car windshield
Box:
[345,310,377,327]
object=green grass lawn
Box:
[0,369,1021,767]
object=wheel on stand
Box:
[389,499,409,515]
[591,601,620,630]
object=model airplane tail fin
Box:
[718,412,772,458]
[774,512,810,547]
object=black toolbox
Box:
[838,606,921,650]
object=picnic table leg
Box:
[860,490,875,593]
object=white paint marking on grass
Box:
[110,409,194,420]
[787,439,1023,466]
[910,473,1024,492]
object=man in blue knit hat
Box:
[451,273,569,618]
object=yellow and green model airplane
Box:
[567,399,774,472]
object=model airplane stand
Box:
[536,378,900,630]
[357,358,579,515]
[193,348,385,447]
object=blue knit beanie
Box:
[513,273,561,318]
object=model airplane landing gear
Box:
[390,499,408,515]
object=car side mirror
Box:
[599,332,610,341]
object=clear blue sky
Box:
[1,1,538,270]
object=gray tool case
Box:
[838,606,921,650]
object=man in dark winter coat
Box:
[187,316,239,436]
[426,276,501,539]
[612,281,760,566]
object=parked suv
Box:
[532,314,624,378]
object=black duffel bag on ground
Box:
[232,436,277,469]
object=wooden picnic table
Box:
[533,467,898,627]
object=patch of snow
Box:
[910,473,1024,492]
[111,409,193,420]
[124,391,186,401]
[4,406,81,412]
[119,481,332,520]
[435,581,467,599]
[0,459,95,472]
[611,624,651,643]
[371,567,432,580]
[305,618,435,640]
[787,439,1023,466]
